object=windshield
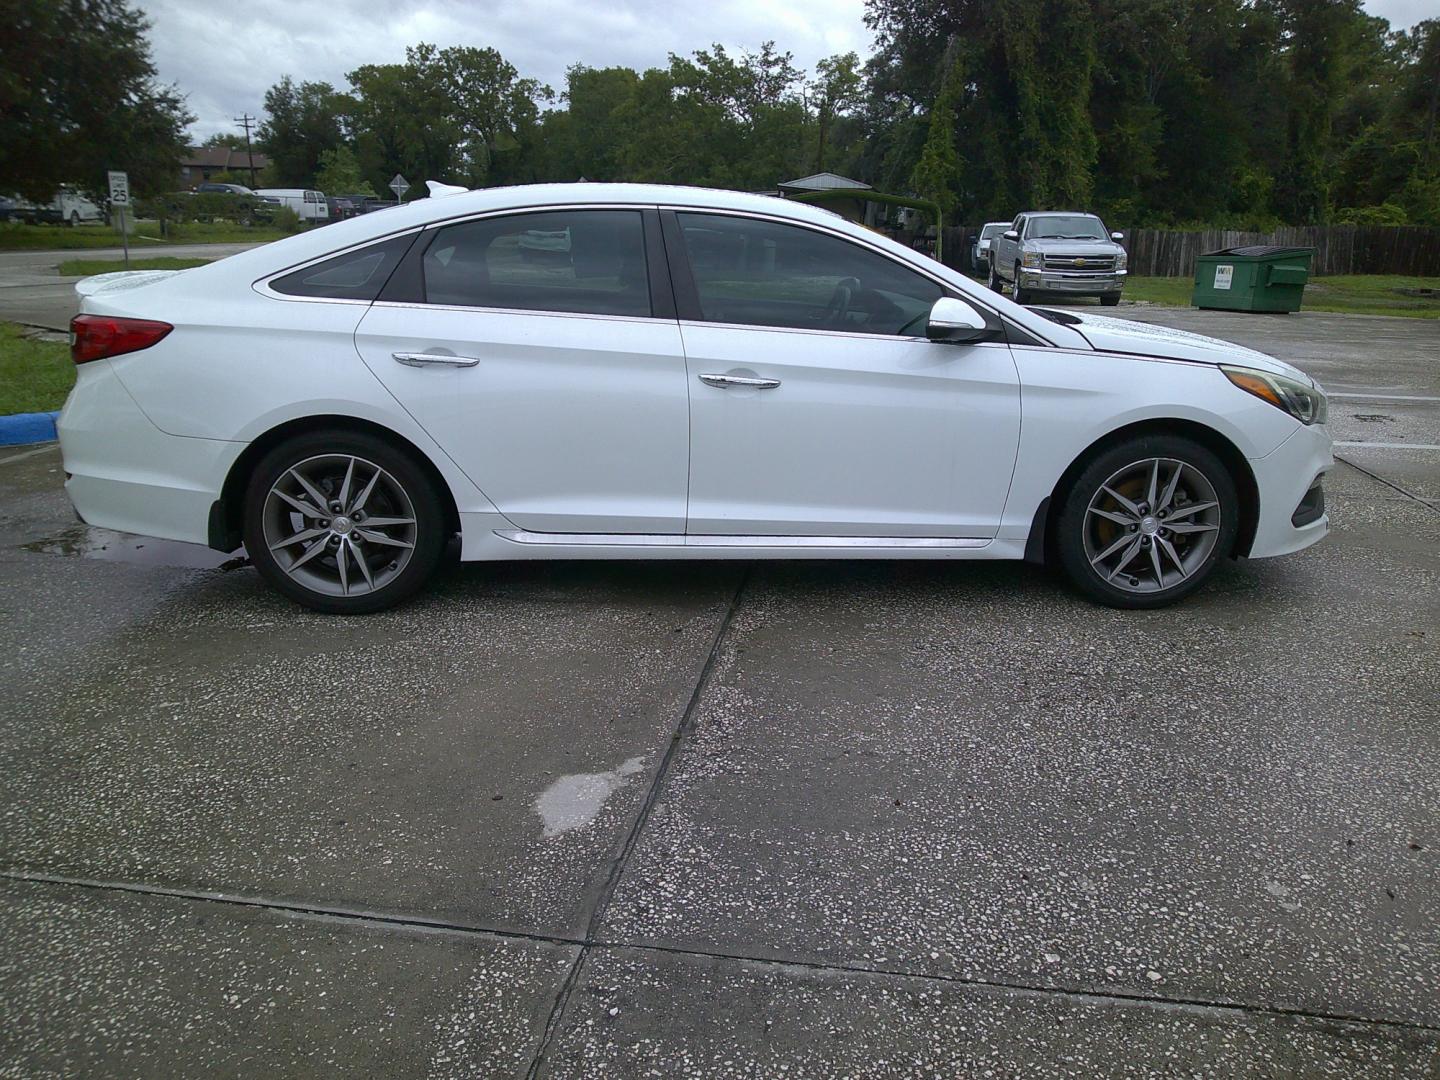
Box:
[1026,215,1107,240]
[980,224,1007,239]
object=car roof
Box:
[1028,210,1100,218]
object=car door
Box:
[665,210,1021,538]
[352,207,690,533]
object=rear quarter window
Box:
[269,234,416,301]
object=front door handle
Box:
[698,373,781,390]
[392,352,481,368]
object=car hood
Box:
[1041,309,1315,384]
[1026,237,1123,255]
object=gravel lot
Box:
[1,307,1436,1077]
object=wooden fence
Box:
[940,223,1440,278]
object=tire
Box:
[69,211,79,227]
[988,259,1004,293]
[1100,293,1120,307]
[1013,264,1032,305]
[243,430,448,614]
[1054,435,1239,609]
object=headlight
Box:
[1021,250,1043,269]
[1223,365,1327,425]
[1115,250,1128,271]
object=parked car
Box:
[971,221,1010,274]
[194,182,257,196]
[254,188,330,224]
[327,195,363,221]
[989,211,1127,305]
[58,183,1330,614]
[5,188,105,226]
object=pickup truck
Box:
[988,211,1127,306]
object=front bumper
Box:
[58,361,240,546]
[1020,269,1125,293]
[1246,422,1332,558]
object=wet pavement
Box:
[1,309,1438,1077]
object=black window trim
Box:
[658,205,1026,344]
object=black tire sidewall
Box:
[1055,435,1240,609]
[243,430,447,614]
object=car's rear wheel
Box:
[1055,435,1239,609]
[243,431,447,614]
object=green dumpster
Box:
[1192,245,1316,313]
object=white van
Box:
[254,189,330,224]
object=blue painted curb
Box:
[0,411,60,447]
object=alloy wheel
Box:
[261,453,417,598]
[1082,457,1221,594]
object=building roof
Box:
[182,146,270,171]
[777,172,871,193]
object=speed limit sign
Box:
[107,171,130,206]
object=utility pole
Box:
[234,114,257,184]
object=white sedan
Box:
[59,183,1331,614]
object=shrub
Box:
[1333,203,1409,226]
[271,206,303,233]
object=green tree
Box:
[909,51,962,216]
[314,146,376,196]
[0,0,191,200]
[809,53,864,173]
[257,76,349,186]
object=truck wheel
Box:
[69,211,79,227]
[1101,294,1120,307]
[988,260,1003,293]
[1013,264,1033,305]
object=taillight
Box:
[70,315,173,365]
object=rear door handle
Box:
[392,352,481,368]
[698,373,781,390]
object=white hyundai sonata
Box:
[58,182,1330,614]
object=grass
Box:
[58,256,212,277]
[0,322,73,415]
[1124,274,1440,318]
[0,221,289,250]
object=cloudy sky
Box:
[138,0,1432,141]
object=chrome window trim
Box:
[370,299,676,326]
[677,318,1010,348]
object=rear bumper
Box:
[1246,422,1332,558]
[57,361,240,546]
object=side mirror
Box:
[1003,230,1020,241]
[1111,231,1124,241]
[927,297,999,344]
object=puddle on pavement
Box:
[22,525,249,571]
[534,756,646,838]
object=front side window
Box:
[676,213,943,336]
[270,233,415,300]
[422,210,650,317]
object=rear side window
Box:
[270,234,415,301]
[421,210,650,317]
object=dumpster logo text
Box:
[1214,265,1234,290]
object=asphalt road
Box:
[0,308,1436,1077]
[0,242,262,331]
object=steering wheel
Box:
[822,277,862,326]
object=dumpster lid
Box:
[1202,245,1315,258]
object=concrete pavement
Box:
[0,310,1437,1077]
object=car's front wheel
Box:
[243,430,447,614]
[1055,436,1239,609]
[1101,293,1121,307]
[1013,264,1033,304]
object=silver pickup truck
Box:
[988,211,1127,306]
